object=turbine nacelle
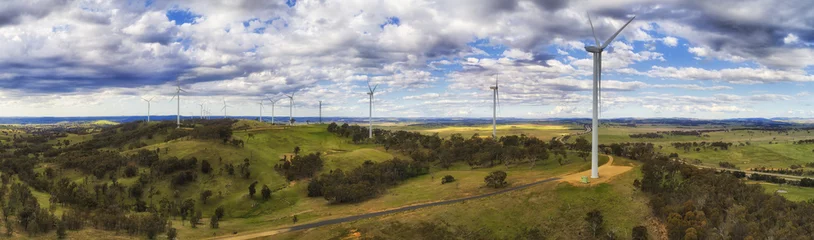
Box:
[585,46,602,53]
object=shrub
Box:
[484,171,507,188]
[441,175,455,184]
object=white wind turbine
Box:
[586,14,635,179]
[258,100,264,122]
[490,75,500,138]
[285,93,295,126]
[141,97,154,122]
[266,97,281,125]
[367,82,378,139]
[198,103,205,119]
[168,80,186,128]
[221,99,231,119]
[318,100,323,124]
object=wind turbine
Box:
[586,14,635,179]
[490,75,500,139]
[266,97,281,125]
[221,99,230,119]
[141,97,154,122]
[258,100,264,122]
[285,93,295,126]
[198,103,205,119]
[318,100,323,124]
[168,80,186,128]
[367,83,378,139]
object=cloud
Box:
[642,66,814,84]
[662,36,678,47]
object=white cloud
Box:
[783,33,799,45]
[662,36,678,47]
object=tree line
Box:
[637,146,814,239]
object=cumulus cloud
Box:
[0,0,812,118]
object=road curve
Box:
[211,176,562,240]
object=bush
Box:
[718,161,737,169]
[632,226,648,240]
[441,175,455,184]
[484,171,507,188]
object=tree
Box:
[215,206,225,219]
[200,190,213,204]
[190,209,202,228]
[56,220,67,239]
[209,215,219,229]
[201,160,212,174]
[167,228,177,240]
[248,181,258,198]
[261,185,271,200]
[585,209,604,237]
[484,171,507,188]
[441,175,455,184]
[632,226,647,240]
[574,137,591,162]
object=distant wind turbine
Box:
[367,82,378,139]
[319,100,323,124]
[221,99,230,119]
[586,13,635,179]
[141,97,154,122]
[258,100,264,122]
[490,75,500,138]
[198,103,205,119]
[168,80,186,128]
[285,93,295,126]
[266,97,281,125]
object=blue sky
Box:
[0,0,813,119]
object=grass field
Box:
[389,124,584,140]
[754,182,814,202]
[275,160,652,239]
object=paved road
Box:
[213,176,561,240]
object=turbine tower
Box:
[141,97,154,122]
[221,99,230,119]
[169,80,186,128]
[586,14,635,178]
[266,97,281,125]
[198,103,205,119]
[367,83,378,139]
[258,100,264,122]
[490,75,499,139]
[285,93,294,126]
[319,100,323,124]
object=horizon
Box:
[1,0,813,119]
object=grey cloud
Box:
[0,0,69,26]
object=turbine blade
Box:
[169,95,176,102]
[587,13,601,47]
[601,16,636,49]
[372,84,378,93]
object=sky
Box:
[0,0,813,119]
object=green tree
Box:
[200,190,213,204]
[56,219,67,239]
[210,215,219,229]
[632,226,647,240]
[215,206,225,219]
[261,185,271,200]
[190,209,201,228]
[201,160,212,174]
[585,209,604,238]
[248,181,258,198]
[441,175,455,184]
[484,171,507,188]
[167,228,177,240]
